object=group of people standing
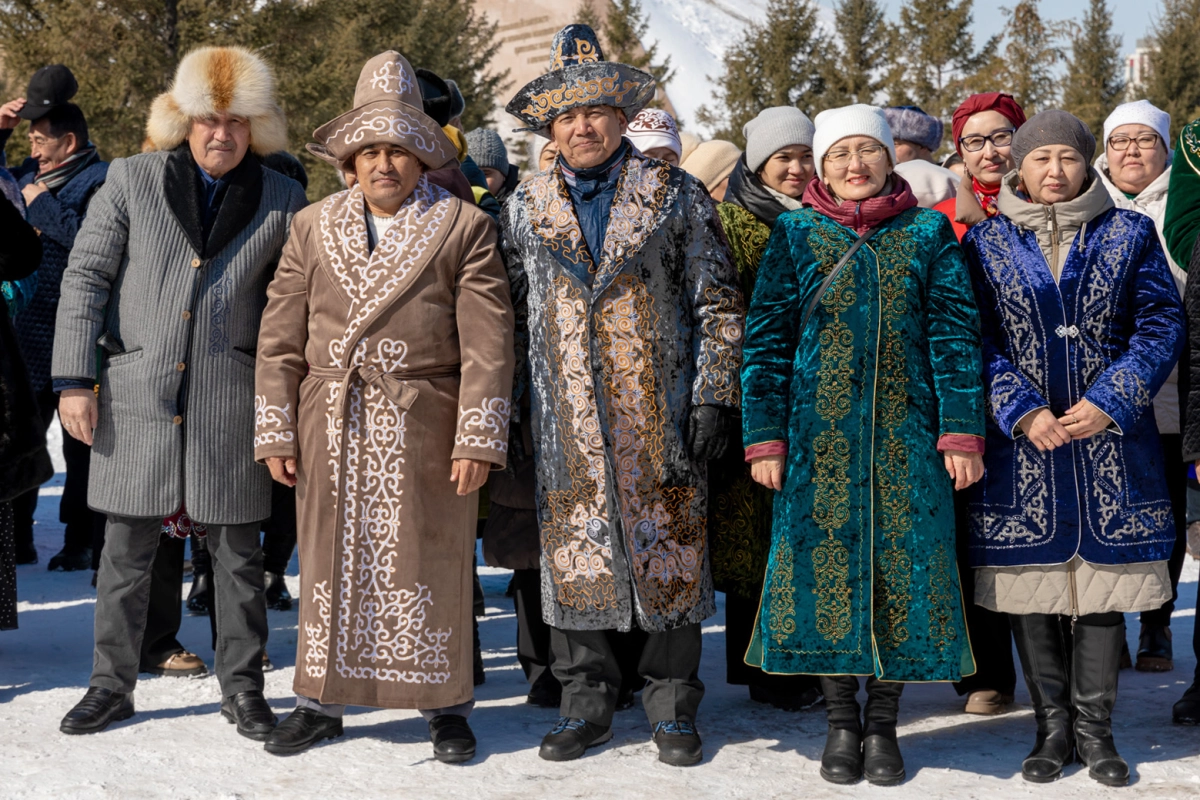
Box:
[1,20,1199,788]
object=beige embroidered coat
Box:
[254,177,514,709]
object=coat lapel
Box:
[521,166,596,288]
[164,147,205,256]
[205,154,263,258]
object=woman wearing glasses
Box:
[934,92,1027,241]
[742,105,985,785]
[962,110,1184,786]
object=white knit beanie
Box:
[1103,100,1171,148]
[812,104,897,181]
[743,107,815,172]
[625,109,682,161]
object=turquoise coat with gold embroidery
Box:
[742,207,983,680]
[500,151,744,633]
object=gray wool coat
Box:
[51,147,307,524]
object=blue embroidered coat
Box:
[963,208,1184,568]
[742,208,983,681]
[500,151,744,633]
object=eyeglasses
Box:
[822,144,887,167]
[958,129,1015,152]
[1107,133,1161,151]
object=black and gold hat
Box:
[505,24,656,138]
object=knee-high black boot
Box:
[1010,613,1074,782]
[862,677,905,785]
[818,675,862,784]
[1073,614,1129,786]
[186,533,211,616]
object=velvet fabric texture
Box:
[1163,117,1200,270]
[962,206,1184,568]
[801,174,918,234]
[741,205,984,680]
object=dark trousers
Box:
[513,568,553,687]
[139,534,186,667]
[953,490,1016,696]
[551,622,704,728]
[1142,433,1187,627]
[261,482,296,575]
[724,591,819,694]
[91,514,266,695]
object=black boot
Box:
[186,534,211,616]
[1011,613,1074,783]
[818,675,862,784]
[862,677,905,786]
[47,545,92,572]
[1173,681,1200,725]
[1073,617,1129,787]
[264,571,293,611]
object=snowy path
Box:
[3,425,1199,798]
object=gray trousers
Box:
[91,514,267,696]
[551,623,704,728]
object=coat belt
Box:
[308,364,460,419]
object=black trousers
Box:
[512,568,554,686]
[551,622,703,728]
[953,489,1016,696]
[139,534,187,667]
[724,591,820,694]
[1142,433,1187,627]
[261,482,296,575]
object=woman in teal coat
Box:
[741,106,986,785]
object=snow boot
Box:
[1173,680,1200,725]
[1073,615,1129,787]
[818,675,862,784]
[862,677,905,786]
[47,545,92,572]
[1011,613,1074,783]
[538,717,612,761]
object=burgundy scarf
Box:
[802,174,919,233]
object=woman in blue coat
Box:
[963,111,1185,787]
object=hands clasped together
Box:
[1018,399,1111,452]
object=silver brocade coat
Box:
[500,151,744,633]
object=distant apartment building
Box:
[1125,37,1155,99]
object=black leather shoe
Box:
[819,727,863,784]
[429,714,476,764]
[264,571,293,611]
[1173,683,1200,725]
[186,572,211,616]
[862,733,905,785]
[263,708,344,756]
[221,691,278,741]
[538,717,612,761]
[1135,624,1173,672]
[48,546,92,572]
[653,720,703,766]
[60,688,134,734]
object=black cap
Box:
[416,68,453,127]
[20,65,79,121]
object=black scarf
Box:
[724,155,789,228]
[164,146,263,259]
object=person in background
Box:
[537,140,558,172]
[466,128,519,202]
[418,69,501,224]
[0,65,108,572]
[625,108,682,165]
[941,152,966,179]
[1094,100,1187,674]
[679,131,701,164]
[681,139,741,203]
[883,105,959,208]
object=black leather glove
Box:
[686,405,733,462]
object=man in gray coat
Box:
[52,46,306,740]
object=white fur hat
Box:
[146,46,288,156]
[812,104,897,181]
[1103,100,1171,149]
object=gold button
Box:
[172,415,183,425]
[181,310,192,320]
[191,258,201,268]
[176,362,186,372]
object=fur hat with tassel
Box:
[145,46,288,156]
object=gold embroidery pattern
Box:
[549,38,600,71]
[523,170,594,273]
[596,157,674,283]
[769,538,797,645]
[812,536,852,642]
[520,74,646,125]
[926,544,957,650]
[716,203,771,299]
[695,285,744,407]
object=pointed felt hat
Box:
[309,51,456,170]
[505,24,656,138]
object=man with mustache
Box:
[52,47,307,739]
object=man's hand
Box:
[450,458,490,496]
[750,454,785,491]
[943,450,984,490]
[59,388,97,445]
[0,98,25,130]
[1017,408,1070,452]
[21,181,47,206]
[266,457,297,487]
[1058,399,1111,441]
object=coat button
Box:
[176,362,186,372]
[181,310,192,320]
[191,258,201,268]
[173,415,183,425]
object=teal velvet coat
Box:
[742,207,984,680]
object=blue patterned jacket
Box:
[963,202,1184,568]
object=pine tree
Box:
[823,0,890,106]
[1144,0,1200,142]
[697,0,832,147]
[890,0,996,119]
[575,0,604,32]
[988,0,1063,114]
[594,0,673,104]
[1061,0,1124,139]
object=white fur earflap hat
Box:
[812,104,897,181]
[146,46,288,156]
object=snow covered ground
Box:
[3,422,1200,798]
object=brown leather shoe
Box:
[142,651,208,677]
[964,690,1014,715]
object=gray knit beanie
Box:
[743,107,816,173]
[1012,109,1096,167]
[466,128,509,173]
[882,106,943,152]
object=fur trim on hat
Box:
[146,46,288,156]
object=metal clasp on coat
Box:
[1055,324,1080,339]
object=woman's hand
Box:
[1059,399,1111,440]
[750,455,785,491]
[943,450,984,490]
[1018,408,1071,451]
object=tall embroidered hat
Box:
[308,51,457,171]
[505,24,656,138]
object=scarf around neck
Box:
[36,144,99,191]
[802,174,919,234]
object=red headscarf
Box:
[951,93,1027,154]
